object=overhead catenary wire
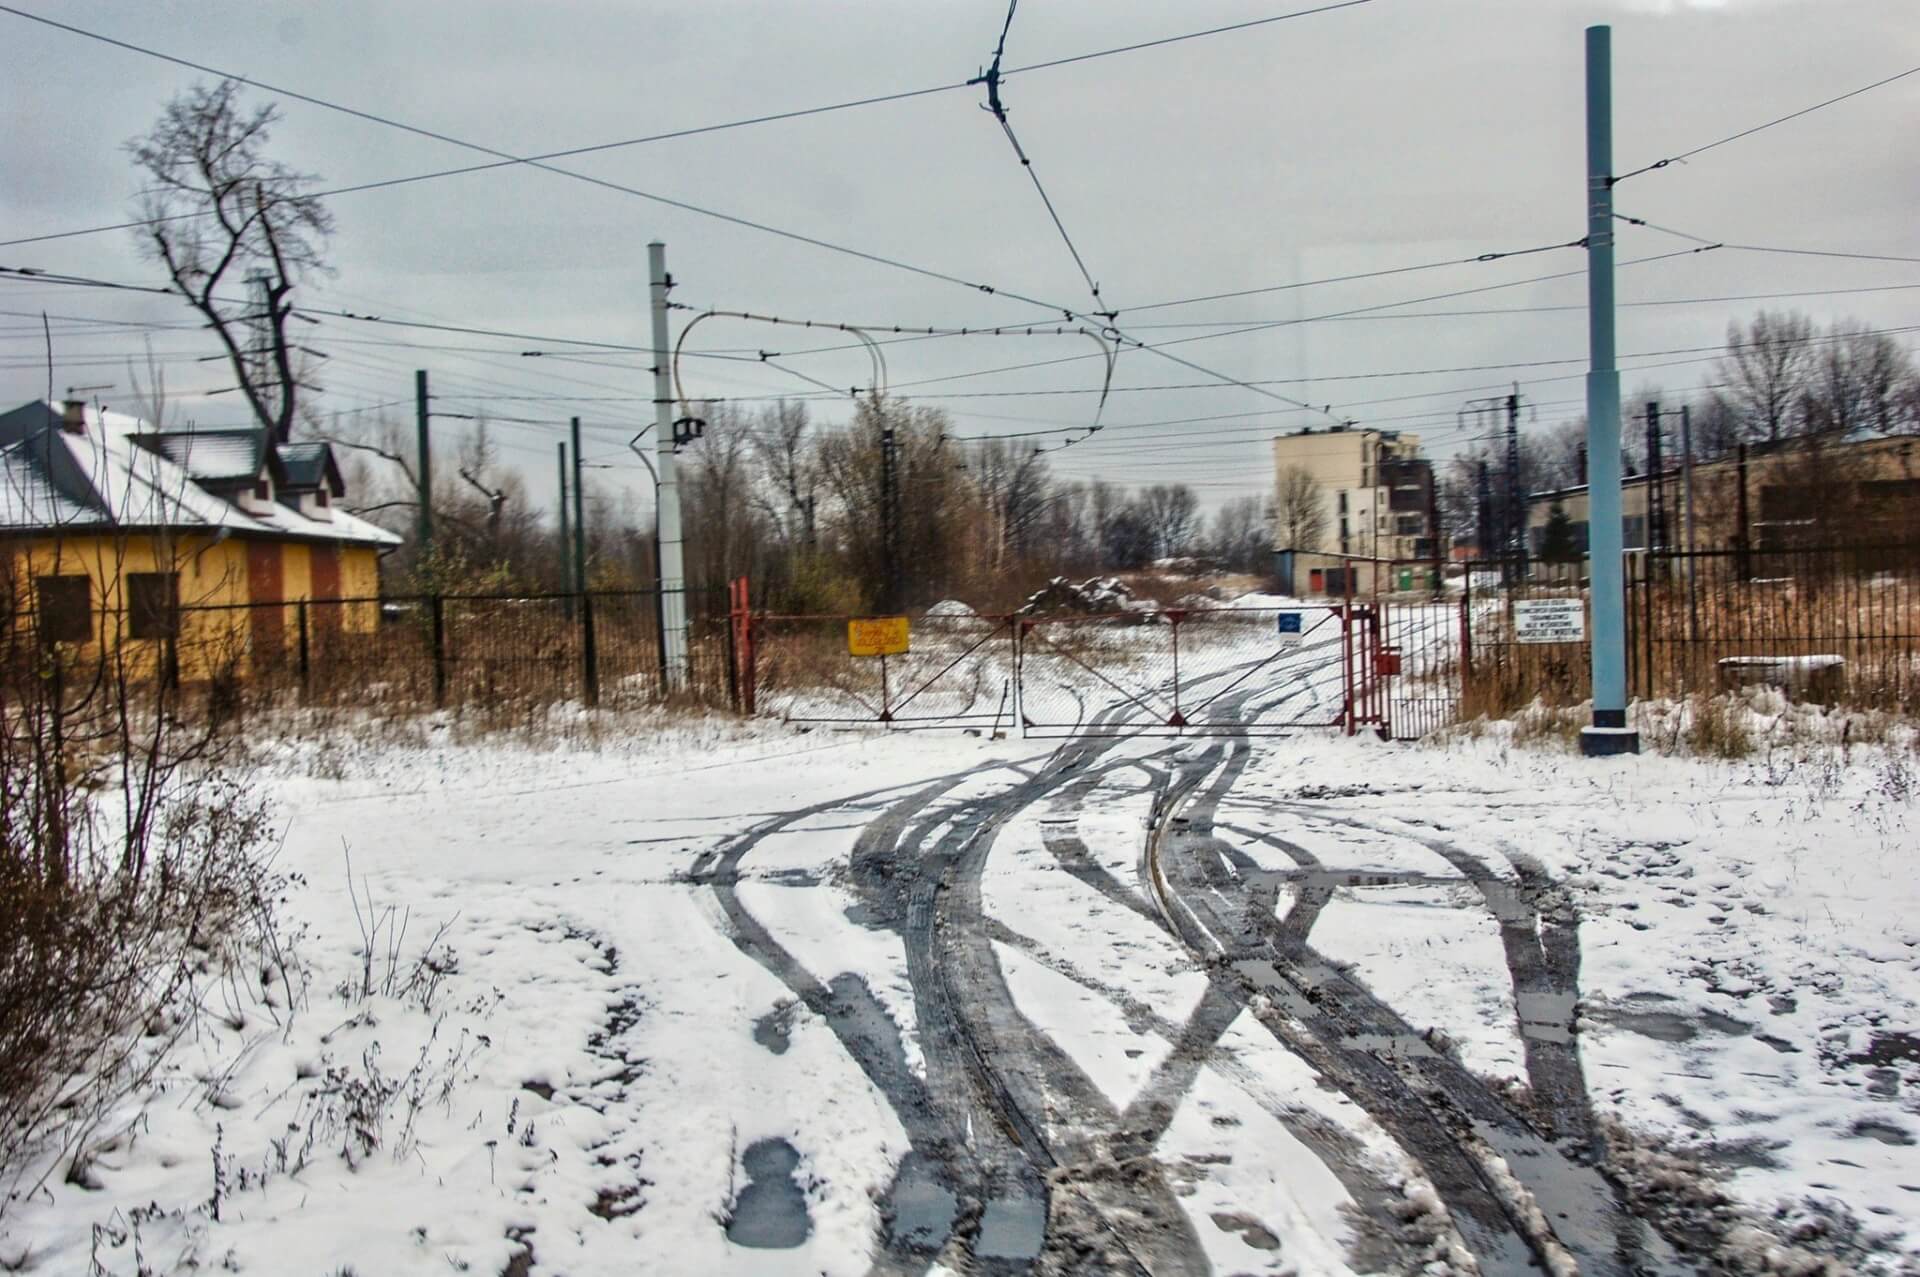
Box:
[0,0,1384,452]
[1617,217,1920,266]
[971,0,1114,319]
[0,0,1374,260]
[1613,62,1920,184]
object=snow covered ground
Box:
[5,704,1917,1274]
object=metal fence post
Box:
[654,584,670,697]
[723,597,740,711]
[581,590,600,707]
[430,595,447,707]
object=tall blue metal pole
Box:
[1581,25,1639,755]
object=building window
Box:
[314,489,330,507]
[254,480,270,500]
[1396,515,1423,535]
[34,575,91,644]
[1337,491,1348,513]
[128,573,181,640]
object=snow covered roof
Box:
[0,400,400,548]
[140,428,269,484]
[276,441,343,494]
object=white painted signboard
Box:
[1512,598,1586,644]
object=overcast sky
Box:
[4,0,1917,515]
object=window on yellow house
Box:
[128,572,181,640]
[34,575,91,644]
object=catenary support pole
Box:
[1504,387,1524,579]
[414,369,432,553]
[557,442,573,615]
[1581,25,1638,755]
[570,418,588,598]
[651,242,691,688]
[1681,403,1698,640]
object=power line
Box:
[1123,240,1583,316]
[1618,216,1920,266]
[971,0,1115,319]
[1074,280,1920,328]
[1614,62,1920,183]
[716,244,1672,405]
[0,0,1373,255]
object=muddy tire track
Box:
[1152,741,1697,1275]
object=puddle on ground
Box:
[1211,1211,1282,1250]
[881,1153,957,1252]
[725,1139,811,1249]
[1594,1004,1752,1043]
[1703,1138,1786,1171]
[976,1195,1047,1259]
[752,1002,796,1055]
[1851,1118,1915,1146]
[1516,991,1577,1044]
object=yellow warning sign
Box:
[847,615,910,657]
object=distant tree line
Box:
[1438,309,1920,554]
[335,396,1274,610]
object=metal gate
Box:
[736,587,1466,739]
[1014,605,1352,736]
[747,611,1019,730]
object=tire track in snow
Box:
[1152,740,1699,1275]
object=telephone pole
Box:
[414,369,432,553]
[1580,24,1638,755]
[650,242,691,688]
[557,441,572,601]
[570,417,588,599]
[1680,403,1698,638]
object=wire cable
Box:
[1618,216,1920,266]
[971,0,1114,320]
[1615,63,1920,183]
[0,0,1373,256]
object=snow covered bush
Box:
[0,569,279,1209]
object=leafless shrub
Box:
[0,550,279,1209]
[1685,694,1757,759]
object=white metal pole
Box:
[650,242,691,688]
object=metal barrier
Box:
[1014,606,1350,736]
[749,612,1019,730]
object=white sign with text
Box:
[1512,598,1586,644]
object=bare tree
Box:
[964,440,1053,572]
[1803,322,1915,438]
[1208,496,1272,572]
[128,80,332,443]
[1273,465,1327,551]
[1715,311,1813,444]
[1531,419,1588,490]
[1138,484,1199,560]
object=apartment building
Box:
[1271,425,1435,560]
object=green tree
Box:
[1538,503,1580,563]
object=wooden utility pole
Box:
[414,369,432,552]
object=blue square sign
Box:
[1277,611,1304,644]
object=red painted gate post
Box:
[1342,603,1356,736]
[728,576,755,714]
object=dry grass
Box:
[0,640,280,1203]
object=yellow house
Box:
[2,398,402,681]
